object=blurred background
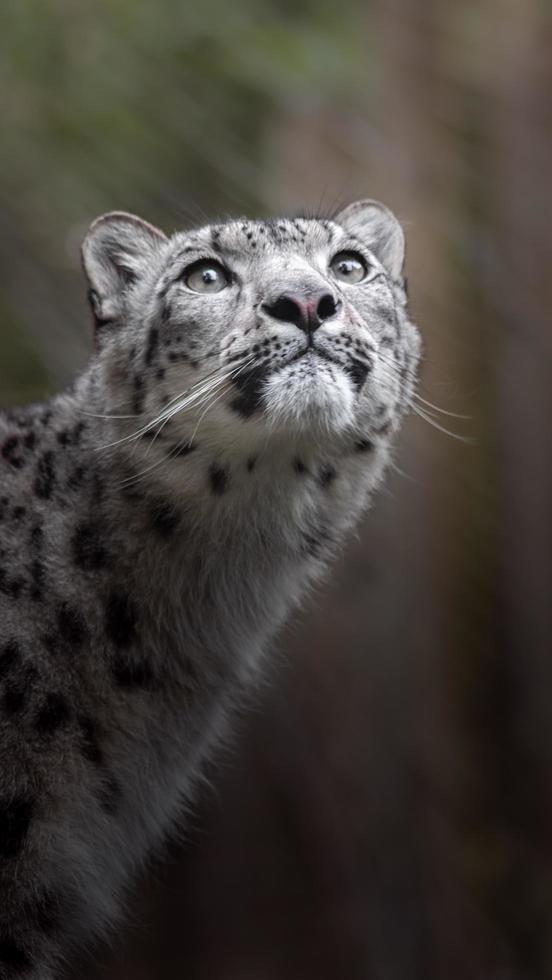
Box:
[1,1,551,977]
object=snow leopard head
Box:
[82,201,420,459]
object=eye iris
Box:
[331,251,367,283]
[185,260,228,292]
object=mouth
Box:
[286,343,342,369]
[230,343,372,418]
[289,344,371,392]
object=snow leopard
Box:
[0,199,420,978]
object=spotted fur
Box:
[0,199,420,978]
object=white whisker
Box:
[376,349,471,421]
[188,357,255,444]
[78,410,139,420]
[116,357,255,488]
[95,360,247,452]
[411,404,475,442]
[144,372,234,454]
[414,394,471,420]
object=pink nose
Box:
[262,290,340,334]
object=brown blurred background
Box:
[1,1,551,977]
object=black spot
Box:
[150,501,180,538]
[319,464,337,487]
[30,524,43,548]
[208,464,228,495]
[57,603,87,649]
[344,359,371,392]
[230,364,269,418]
[2,681,28,715]
[56,429,71,446]
[246,456,257,473]
[0,939,31,972]
[29,559,45,601]
[0,796,34,859]
[1,435,23,469]
[145,326,159,366]
[34,450,56,500]
[105,591,138,648]
[112,656,155,690]
[132,374,145,414]
[12,506,26,521]
[170,441,196,457]
[355,438,374,453]
[0,568,25,599]
[0,640,20,679]
[9,577,25,599]
[34,693,71,735]
[72,421,86,443]
[77,714,104,766]
[23,431,36,451]
[72,522,109,571]
[67,465,85,490]
[293,457,308,475]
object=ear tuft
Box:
[335,199,405,279]
[81,211,167,332]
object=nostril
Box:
[262,297,304,327]
[262,290,341,333]
[317,293,339,321]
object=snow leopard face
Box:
[82,201,420,458]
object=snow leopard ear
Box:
[82,211,167,331]
[335,199,405,280]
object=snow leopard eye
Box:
[184,259,230,293]
[330,251,368,284]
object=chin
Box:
[261,358,356,437]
